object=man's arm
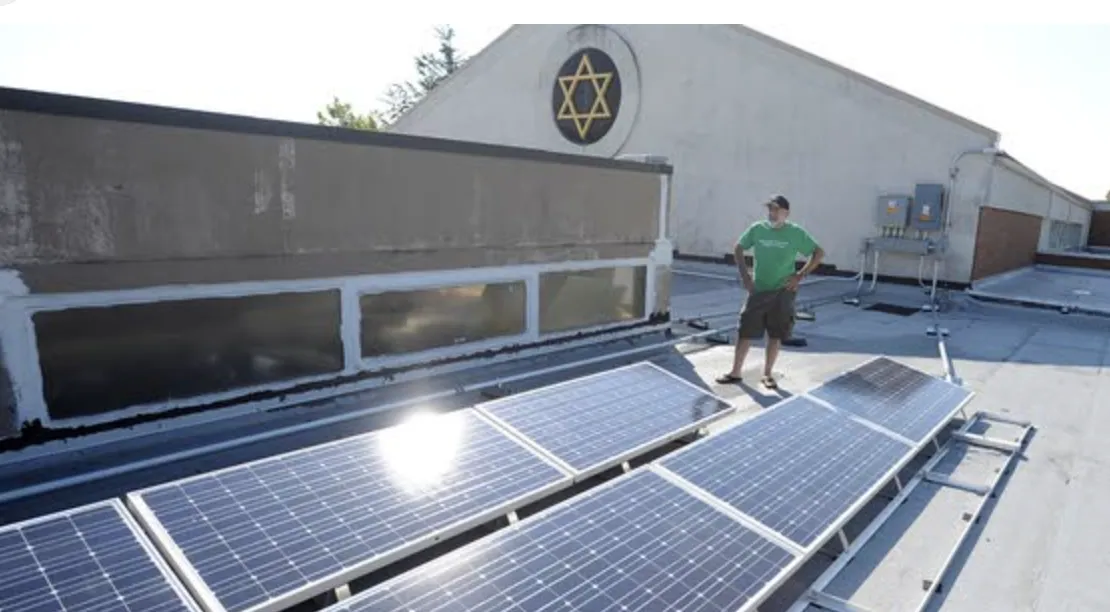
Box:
[798,244,825,277]
[735,227,756,291]
[734,244,755,290]
[787,227,824,290]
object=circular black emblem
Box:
[552,47,622,145]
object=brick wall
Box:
[1089,210,1110,248]
[971,206,1042,282]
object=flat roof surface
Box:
[2,261,1109,611]
[669,261,1110,612]
[970,264,1110,315]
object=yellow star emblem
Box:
[556,52,615,142]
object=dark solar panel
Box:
[0,500,199,612]
[129,409,569,612]
[479,362,733,477]
[808,356,972,443]
[334,470,796,612]
[660,395,911,549]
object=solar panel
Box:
[333,469,797,612]
[477,362,733,479]
[0,500,200,612]
[808,356,973,443]
[659,395,912,549]
[127,409,571,612]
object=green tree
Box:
[379,25,467,125]
[316,96,378,131]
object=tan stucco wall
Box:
[0,105,666,292]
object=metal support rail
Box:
[788,411,1034,612]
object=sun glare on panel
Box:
[377,409,466,493]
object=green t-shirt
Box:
[737,221,819,292]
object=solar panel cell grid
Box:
[0,501,197,612]
[480,363,733,475]
[660,395,912,549]
[808,356,972,443]
[131,409,568,612]
[336,469,795,612]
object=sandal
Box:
[715,374,743,385]
[761,375,778,389]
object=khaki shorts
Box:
[738,289,796,340]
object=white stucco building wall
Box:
[388,24,1089,284]
[990,157,1092,250]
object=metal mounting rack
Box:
[787,410,1035,612]
[845,235,949,315]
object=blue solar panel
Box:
[809,356,972,443]
[0,500,199,612]
[660,395,912,549]
[334,469,796,612]
[479,362,733,477]
[129,409,570,612]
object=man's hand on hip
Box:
[784,273,803,292]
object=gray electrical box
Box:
[876,195,912,228]
[910,183,946,231]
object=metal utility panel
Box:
[876,195,912,229]
[911,184,946,231]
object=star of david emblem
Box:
[551,48,622,145]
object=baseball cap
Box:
[767,194,791,210]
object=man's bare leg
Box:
[728,338,752,378]
[763,291,793,388]
[764,338,781,378]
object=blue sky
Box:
[1,6,1107,199]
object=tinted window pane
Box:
[360,282,527,358]
[539,266,647,334]
[35,291,343,420]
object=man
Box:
[716,195,824,389]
